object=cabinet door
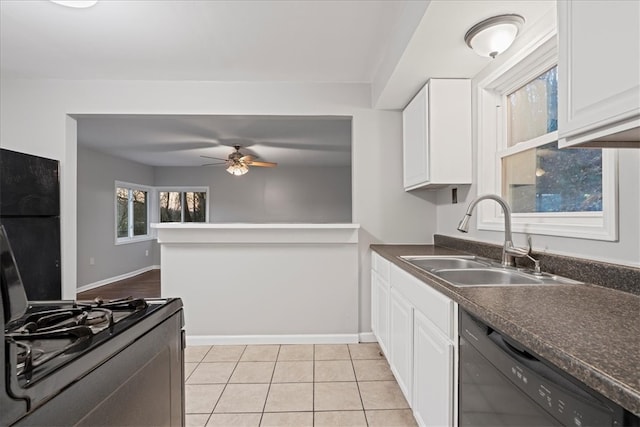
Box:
[413,309,454,427]
[371,270,390,356]
[389,288,413,402]
[558,0,640,146]
[402,84,429,188]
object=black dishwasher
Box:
[459,309,638,427]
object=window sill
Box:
[115,235,156,246]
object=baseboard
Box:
[186,333,361,346]
[76,265,160,294]
[358,332,377,343]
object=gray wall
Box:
[77,147,352,287]
[77,146,158,287]
[154,165,352,223]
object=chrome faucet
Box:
[457,194,530,267]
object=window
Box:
[501,66,603,214]
[115,182,151,243]
[476,33,617,241]
[158,188,208,223]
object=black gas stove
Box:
[1,227,184,426]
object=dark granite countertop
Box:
[370,244,640,416]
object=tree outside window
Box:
[501,66,603,214]
[116,184,149,241]
[159,191,206,223]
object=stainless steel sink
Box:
[400,255,491,271]
[399,255,581,287]
[433,268,582,287]
[433,268,541,286]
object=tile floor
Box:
[185,343,418,427]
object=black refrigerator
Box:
[0,149,61,300]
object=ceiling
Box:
[0,0,555,167]
[76,115,352,167]
[0,0,406,83]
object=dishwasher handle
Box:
[494,331,539,362]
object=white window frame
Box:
[156,186,210,223]
[476,32,618,241]
[115,181,154,245]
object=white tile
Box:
[358,381,410,410]
[277,344,314,361]
[187,362,236,384]
[207,413,262,427]
[229,362,275,384]
[214,384,270,413]
[240,345,280,362]
[314,411,367,427]
[314,344,350,360]
[261,412,313,427]
[186,413,211,427]
[365,409,418,426]
[348,343,384,360]
[185,346,212,363]
[185,362,199,380]
[315,360,356,382]
[272,361,313,383]
[314,382,363,411]
[264,383,313,412]
[352,359,394,381]
[203,345,246,362]
[185,384,225,414]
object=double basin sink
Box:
[400,255,581,287]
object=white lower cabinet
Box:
[371,253,457,427]
[371,270,390,356]
[371,253,391,356]
[389,287,414,401]
[413,309,454,427]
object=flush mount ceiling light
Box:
[464,14,525,59]
[50,0,98,8]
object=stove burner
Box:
[5,297,149,379]
[85,296,148,311]
[14,334,93,379]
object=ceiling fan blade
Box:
[248,161,278,168]
[200,155,228,161]
[201,162,226,166]
[240,155,255,162]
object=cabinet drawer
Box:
[390,265,454,340]
[372,252,390,282]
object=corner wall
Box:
[77,146,158,288]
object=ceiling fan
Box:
[200,145,277,176]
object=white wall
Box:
[156,225,360,342]
[154,165,352,223]
[77,146,158,287]
[435,11,640,267]
[0,78,437,334]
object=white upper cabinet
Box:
[402,79,472,190]
[558,0,640,148]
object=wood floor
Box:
[76,269,161,301]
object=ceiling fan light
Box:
[227,163,248,176]
[464,14,524,58]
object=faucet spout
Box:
[457,194,525,267]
